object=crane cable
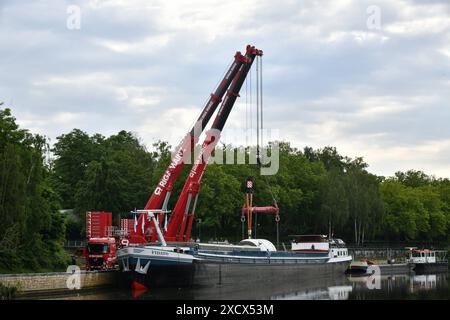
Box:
[254,56,260,237]
[256,55,277,205]
[256,55,280,246]
[243,55,280,243]
[245,65,248,147]
[256,55,260,166]
[260,55,264,162]
[243,69,249,238]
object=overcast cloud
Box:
[0,0,449,177]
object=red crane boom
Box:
[130,50,248,244]
[165,45,263,242]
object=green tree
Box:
[320,168,349,238]
[395,170,432,188]
[51,129,105,208]
[73,131,155,217]
[0,107,69,272]
[197,165,242,240]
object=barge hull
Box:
[119,259,351,288]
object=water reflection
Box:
[410,274,436,293]
[35,272,449,300]
[328,286,353,300]
[346,272,449,300]
[271,286,352,300]
[270,273,448,300]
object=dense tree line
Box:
[0,106,67,272]
[197,144,449,245]
[51,129,449,245]
[1,106,449,271]
[50,129,156,238]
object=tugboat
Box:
[407,248,448,273]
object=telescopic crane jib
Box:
[131,45,263,244]
[165,45,263,242]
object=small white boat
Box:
[406,248,448,273]
[345,259,375,275]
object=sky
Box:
[0,0,449,178]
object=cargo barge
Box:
[117,228,352,288]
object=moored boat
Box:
[117,233,352,288]
[406,248,448,273]
[345,259,374,275]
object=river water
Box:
[38,272,449,300]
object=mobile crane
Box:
[130,45,264,244]
[82,45,278,273]
[129,48,249,244]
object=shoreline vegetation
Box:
[1,105,449,273]
[0,283,18,300]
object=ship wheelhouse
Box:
[289,235,349,259]
[290,235,330,252]
[407,249,437,264]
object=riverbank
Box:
[0,270,117,298]
[10,272,449,300]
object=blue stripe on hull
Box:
[128,257,192,266]
[198,250,329,258]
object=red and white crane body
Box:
[131,45,263,244]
